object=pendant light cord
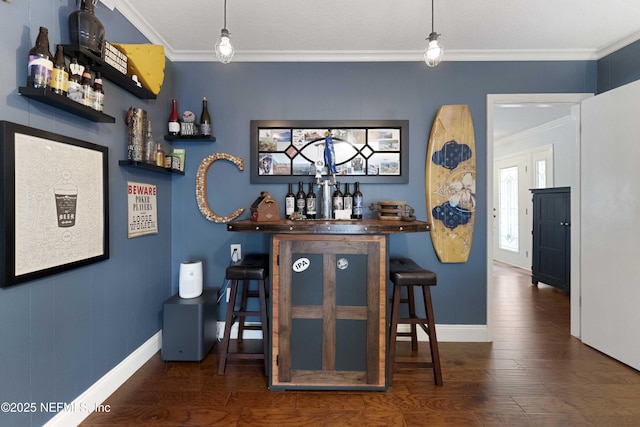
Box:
[431,0,435,33]
[223,0,228,29]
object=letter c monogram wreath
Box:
[195,153,244,223]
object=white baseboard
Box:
[43,331,162,427]
[217,321,490,342]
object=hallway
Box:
[81,263,640,426]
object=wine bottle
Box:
[352,181,363,219]
[199,97,212,136]
[332,182,344,218]
[296,181,306,215]
[168,99,180,135]
[306,183,317,219]
[92,72,104,111]
[285,183,295,217]
[67,58,83,103]
[343,183,353,217]
[80,65,93,107]
[50,45,68,96]
[27,26,53,89]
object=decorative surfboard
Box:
[426,105,476,263]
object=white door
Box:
[493,154,530,268]
[581,80,640,370]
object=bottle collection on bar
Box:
[285,181,363,220]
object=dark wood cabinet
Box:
[271,234,387,390]
[531,187,570,293]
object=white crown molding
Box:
[170,48,600,63]
[104,0,177,59]
[597,30,640,59]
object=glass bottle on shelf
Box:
[306,183,317,219]
[80,65,93,107]
[285,183,295,217]
[27,26,53,89]
[69,0,105,57]
[92,72,104,111]
[155,143,166,167]
[168,99,180,135]
[143,120,156,164]
[67,58,83,103]
[199,97,212,136]
[352,181,363,219]
[50,44,68,96]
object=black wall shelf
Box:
[164,134,216,142]
[119,160,185,175]
[19,87,116,123]
[62,44,157,100]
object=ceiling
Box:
[100,0,640,63]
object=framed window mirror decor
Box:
[250,120,409,184]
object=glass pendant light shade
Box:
[424,32,444,67]
[215,28,234,64]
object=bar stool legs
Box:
[218,254,269,376]
[388,257,443,386]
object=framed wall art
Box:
[250,120,409,184]
[0,121,109,287]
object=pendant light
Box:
[424,0,444,67]
[215,0,235,64]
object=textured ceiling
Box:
[99,0,640,62]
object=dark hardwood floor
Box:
[81,262,640,426]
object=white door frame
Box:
[486,93,592,341]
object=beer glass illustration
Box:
[55,182,78,227]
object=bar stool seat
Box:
[388,257,442,386]
[218,253,269,376]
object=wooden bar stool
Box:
[388,257,443,386]
[218,253,269,376]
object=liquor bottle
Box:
[50,45,68,95]
[155,143,166,167]
[332,181,344,217]
[306,183,317,219]
[168,99,180,135]
[27,26,53,89]
[80,65,93,107]
[69,0,105,58]
[343,183,353,217]
[285,183,295,217]
[296,181,306,215]
[143,120,156,164]
[199,97,212,136]
[92,72,104,111]
[67,58,83,103]
[352,181,363,219]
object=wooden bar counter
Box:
[227,218,430,390]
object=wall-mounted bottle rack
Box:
[18,86,116,123]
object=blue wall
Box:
[0,2,175,426]
[170,60,596,326]
[597,39,640,93]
